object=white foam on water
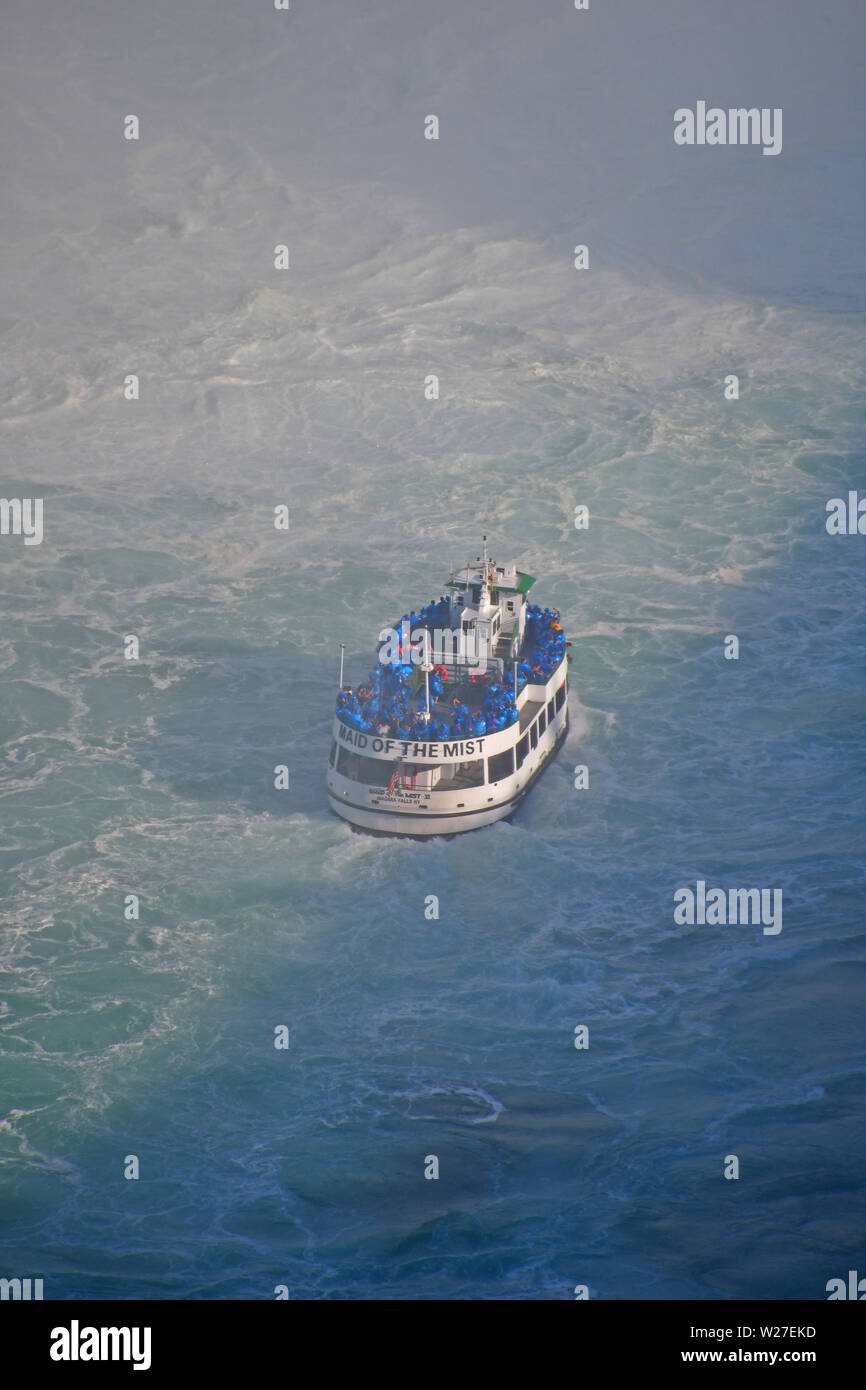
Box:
[0,4,863,1294]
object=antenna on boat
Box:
[339,643,345,688]
[420,629,433,719]
[479,534,492,611]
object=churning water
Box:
[1,0,864,1299]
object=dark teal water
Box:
[2,280,864,1296]
[1,0,865,1300]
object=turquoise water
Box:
[2,0,865,1301]
[2,277,864,1296]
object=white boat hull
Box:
[327,659,570,837]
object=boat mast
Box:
[339,643,345,688]
[421,629,432,719]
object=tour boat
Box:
[326,540,570,835]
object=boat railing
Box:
[436,654,502,683]
[434,658,508,709]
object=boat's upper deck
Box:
[334,550,567,744]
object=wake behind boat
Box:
[326,540,570,835]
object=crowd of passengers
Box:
[335,603,566,740]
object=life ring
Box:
[469,671,487,684]
[433,665,448,679]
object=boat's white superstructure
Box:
[326,545,569,836]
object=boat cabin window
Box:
[554,681,566,712]
[487,747,514,783]
[336,748,392,787]
[530,723,538,750]
[546,698,555,723]
[328,741,338,767]
[537,707,546,734]
[439,758,485,789]
[515,733,529,769]
[397,763,430,788]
